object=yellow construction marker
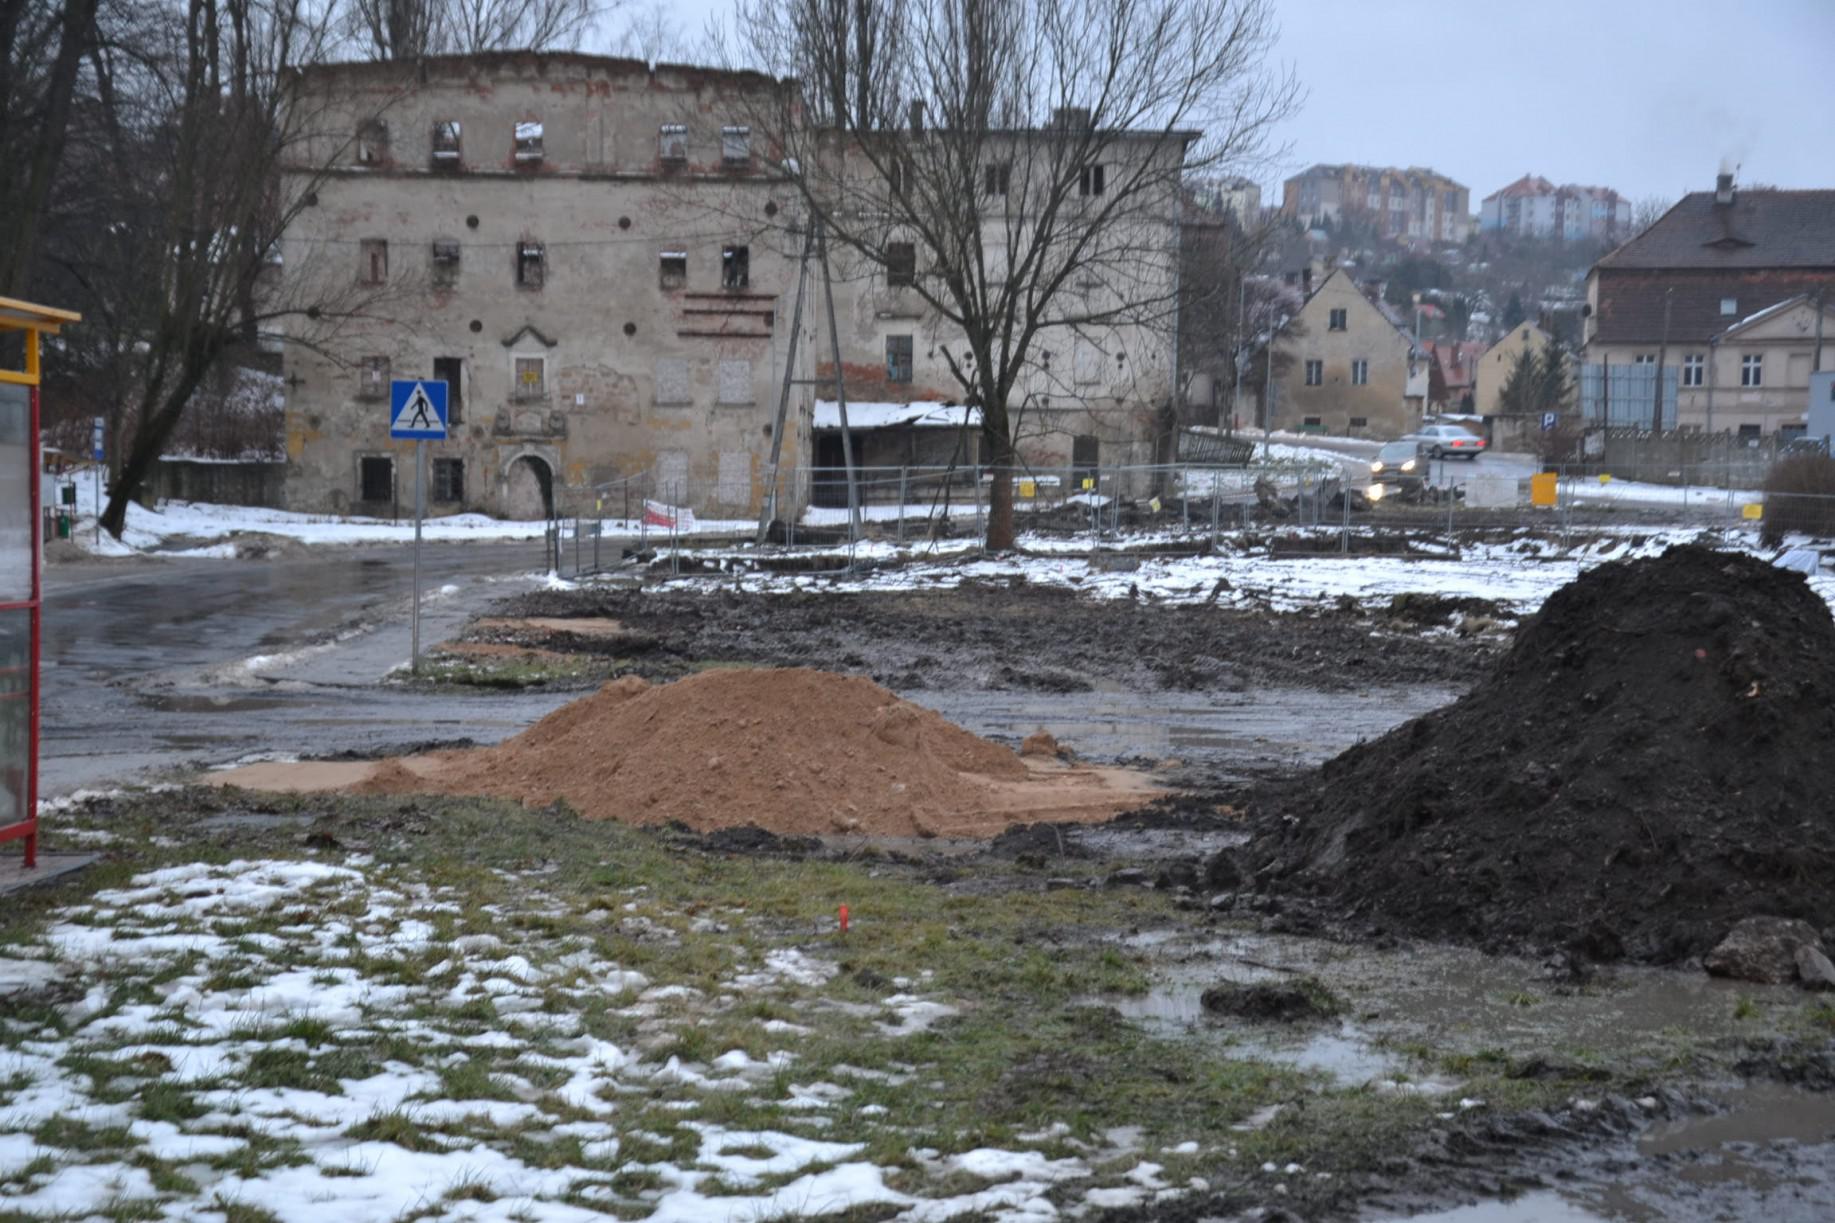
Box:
[1743,502,1763,520]
[1530,472,1558,507]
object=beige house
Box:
[1675,295,1834,437]
[1474,322,1561,417]
[1266,269,1414,436]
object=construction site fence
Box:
[540,460,1835,576]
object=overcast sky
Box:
[619,0,1835,207]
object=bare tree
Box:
[612,1,686,63]
[714,0,1298,549]
[0,0,105,296]
[60,0,406,537]
[1628,195,1672,238]
[340,0,608,60]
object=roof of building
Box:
[1483,174,1557,202]
[1286,163,1466,190]
[813,400,978,430]
[1713,293,1835,341]
[1595,188,1835,271]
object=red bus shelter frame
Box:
[0,296,82,869]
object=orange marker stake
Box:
[839,904,850,934]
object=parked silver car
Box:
[1411,423,1487,460]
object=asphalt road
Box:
[40,541,575,797]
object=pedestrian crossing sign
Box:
[389,379,449,440]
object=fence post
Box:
[1341,482,1349,554]
[898,466,908,546]
[972,464,983,539]
[1211,477,1220,545]
[1181,466,1190,534]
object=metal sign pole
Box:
[412,438,424,674]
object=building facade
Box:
[1474,322,1562,417]
[1581,174,1835,436]
[1279,164,1471,245]
[1480,175,1630,241]
[1265,269,1414,437]
[276,54,1178,519]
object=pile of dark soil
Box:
[1244,545,1835,964]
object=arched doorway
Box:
[503,454,554,520]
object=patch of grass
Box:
[2,1153,58,1187]
[346,1109,444,1153]
[1735,994,1760,1021]
[131,1154,199,1195]
[244,1047,336,1094]
[438,1058,517,1101]
[32,1116,135,1153]
[211,1196,281,1223]
[138,1080,205,1123]
[445,1175,499,1203]
[417,653,605,690]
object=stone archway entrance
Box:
[503,453,554,520]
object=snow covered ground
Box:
[58,469,551,558]
[0,852,1227,1221]
[632,526,1835,619]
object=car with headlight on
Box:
[1368,439,1427,500]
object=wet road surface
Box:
[41,543,575,796]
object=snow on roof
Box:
[515,122,543,139]
[813,400,980,430]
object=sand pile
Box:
[227,667,1157,837]
[1245,545,1835,964]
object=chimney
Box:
[1715,171,1735,206]
[909,100,925,134]
[1052,106,1092,131]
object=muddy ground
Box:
[20,785,1835,1222]
[456,581,1504,695]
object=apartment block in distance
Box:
[1480,174,1630,241]
[1279,164,1471,245]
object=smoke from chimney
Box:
[1715,169,1735,207]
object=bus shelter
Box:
[0,296,81,869]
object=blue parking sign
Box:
[389,379,449,440]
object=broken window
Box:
[659,251,687,290]
[359,455,393,502]
[721,125,750,162]
[431,120,462,165]
[356,118,389,164]
[722,244,749,289]
[431,458,464,503]
[513,354,547,399]
[1328,308,1347,331]
[433,356,463,423]
[886,242,916,287]
[430,240,460,289]
[358,354,389,398]
[659,123,687,162]
[514,121,544,162]
[516,240,545,289]
[983,163,1010,196]
[360,238,388,285]
[1079,164,1106,196]
[886,335,913,383]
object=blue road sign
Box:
[1541,410,1558,432]
[91,416,104,461]
[389,379,449,440]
